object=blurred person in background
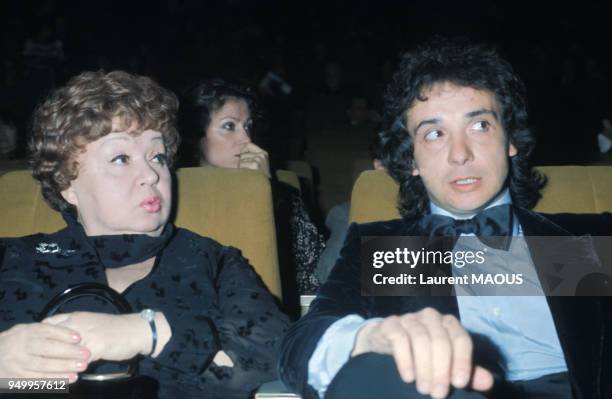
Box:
[178,78,325,317]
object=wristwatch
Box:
[140,309,157,356]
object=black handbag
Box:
[37,283,159,399]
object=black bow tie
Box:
[418,204,514,250]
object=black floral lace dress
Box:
[271,181,324,315]
[0,216,290,399]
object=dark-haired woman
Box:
[178,79,324,315]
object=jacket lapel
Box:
[516,207,605,399]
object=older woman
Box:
[0,71,289,398]
[178,79,324,316]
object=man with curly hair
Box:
[279,39,612,399]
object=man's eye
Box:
[472,120,490,131]
[152,153,168,165]
[424,130,442,141]
[111,154,129,164]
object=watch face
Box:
[141,309,155,321]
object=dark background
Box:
[1,0,611,164]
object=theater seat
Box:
[0,167,282,298]
[349,166,612,223]
[533,166,612,214]
[275,169,301,192]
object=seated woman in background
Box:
[178,79,324,315]
[0,71,289,399]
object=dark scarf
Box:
[62,211,175,269]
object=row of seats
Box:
[1,165,611,302]
[1,165,611,399]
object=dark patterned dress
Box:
[271,181,324,317]
[0,219,290,398]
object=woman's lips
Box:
[140,197,161,213]
[450,177,481,191]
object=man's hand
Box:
[238,143,271,178]
[0,322,89,383]
[351,307,493,399]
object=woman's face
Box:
[200,98,252,168]
[61,129,172,236]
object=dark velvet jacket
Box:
[279,207,612,399]
[0,223,290,399]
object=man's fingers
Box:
[444,315,473,389]
[364,310,479,399]
[386,320,415,383]
[403,319,432,395]
[424,317,452,399]
[471,366,494,392]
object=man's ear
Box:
[411,160,420,176]
[508,142,518,157]
[61,184,78,207]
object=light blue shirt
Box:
[307,189,567,398]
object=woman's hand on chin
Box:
[43,312,160,362]
[238,143,271,178]
[0,322,89,383]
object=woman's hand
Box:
[238,143,271,178]
[0,322,89,382]
[44,312,150,363]
[43,311,172,362]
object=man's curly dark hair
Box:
[380,38,546,221]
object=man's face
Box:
[406,82,517,216]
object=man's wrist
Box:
[351,320,381,357]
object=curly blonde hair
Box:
[29,70,180,212]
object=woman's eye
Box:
[222,122,236,131]
[424,130,442,141]
[152,153,168,165]
[472,120,490,131]
[111,154,129,164]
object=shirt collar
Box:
[429,188,511,218]
[428,188,521,236]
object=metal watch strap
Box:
[140,309,157,356]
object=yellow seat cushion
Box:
[534,166,612,214]
[350,166,612,224]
